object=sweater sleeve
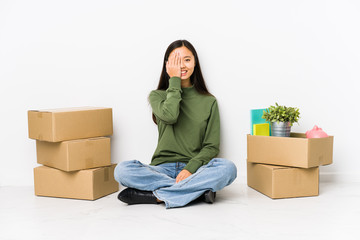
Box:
[149,77,182,125]
[183,100,220,173]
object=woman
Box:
[114,40,237,209]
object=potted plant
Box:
[262,103,300,137]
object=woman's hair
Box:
[152,39,212,124]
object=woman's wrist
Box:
[169,74,180,78]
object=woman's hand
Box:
[176,169,192,183]
[166,51,182,78]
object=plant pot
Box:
[271,121,291,137]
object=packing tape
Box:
[104,167,109,182]
[85,158,94,168]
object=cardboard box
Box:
[34,164,119,200]
[247,133,334,168]
[28,107,113,142]
[247,162,319,199]
[36,137,111,172]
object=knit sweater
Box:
[149,77,220,174]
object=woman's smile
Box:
[181,70,188,76]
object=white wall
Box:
[1,0,359,186]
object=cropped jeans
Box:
[114,158,237,209]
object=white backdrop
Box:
[1,0,359,186]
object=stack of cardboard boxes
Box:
[28,107,119,200]
[247,133,334,199]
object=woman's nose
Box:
[180,60,185,68]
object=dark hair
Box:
[152,40,212,124]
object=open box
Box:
[247,133,334,168]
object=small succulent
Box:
[262,103,300,126]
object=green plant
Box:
[262,103,300,126]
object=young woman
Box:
[114,40,237,209]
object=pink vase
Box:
[305,125,328,138]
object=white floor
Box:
[1,181,359,240]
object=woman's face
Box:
[169,46,195,81]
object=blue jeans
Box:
[114,158,237,209]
